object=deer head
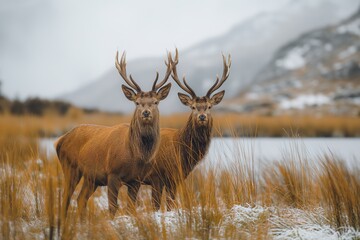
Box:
[170,49,231,126]
[115,51,172,125]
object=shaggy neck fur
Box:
[129,111,160,163]
[178,114,212,177]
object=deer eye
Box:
[191,106,196,110]
[154,101,159,105]
[208,106,212,109]
[136,102,140,106]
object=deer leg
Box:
[108,174,121,218]
[77,177,97,217]
[126,181,140,206]
[126,181,140,213]
[61,166,82,221]
[165,183,177,211]
[152,179,164,211]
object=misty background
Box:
[0,0,359,114]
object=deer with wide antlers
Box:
[128,49,231,209]
[55,51,172,219]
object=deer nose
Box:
[199,114,206,121]
[142,110,150,118]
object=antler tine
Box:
[151,72,160,91]
[152,51,173,91]
[170,49,196,98]
[206,53,231,97]
[115,51,141,92]
[129,74,141,92]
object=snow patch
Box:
[276,46,308,70]
[338,46,357,59]
[273,225,360,240]
[270,207,360,240]
[333,62,344,70]
[93,188,109,210]
[245,92,260,100]
[280,94,331,109]
[337,19,360,36]
[352,97,360,105]
[223,204,268,224]
[324,44,333,51]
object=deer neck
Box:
[178,114,212,175]
[128,113,160,163]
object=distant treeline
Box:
[0,96,99,116]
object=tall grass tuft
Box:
[319,157,360,231]
[261,138,317,208]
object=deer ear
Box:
[157,83,171,101]
[210,90,225,105]
[178,92,192,106]
[122,85,137,101]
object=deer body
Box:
[56,122,156,185]
[56,51,172,219]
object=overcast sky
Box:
[1,0,358,100]
[0,0,298,99]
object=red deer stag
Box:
[128,49,231,209]
[55,51,172,218]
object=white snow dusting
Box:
[338,45,357,59]
[245,92,261,100]
[337,19,360,36]
[280,94,331,109]
[276,46,308,70]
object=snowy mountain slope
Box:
[59,0,358,114]
[223,7,360,116]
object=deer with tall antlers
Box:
[55,51,172,218]
[128,49,231,209]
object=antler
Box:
[169,48,196,98]
[152,52,173,92]
[206,54,231,98]
[115,51,142,92]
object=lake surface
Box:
[203,138,360,170]
[40,138,360,169]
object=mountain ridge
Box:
[222,7,360,116]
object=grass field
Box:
[0,113,359,239]
[1,112,360,138]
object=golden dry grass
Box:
[0,113,359,239]
[1,112,360,137]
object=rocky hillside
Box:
[223,8,360,116]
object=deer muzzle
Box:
[142,110,150,118]
[141,109,153,124]
[197,114,208,125]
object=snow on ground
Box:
[108,204,360,239]
[279,94,331,109]
[268,207,360,240]
[337,18,360,36]
[352,96,360,105]
[88,190,360,239]
[276,46,308,70]
[338,45,357,59]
